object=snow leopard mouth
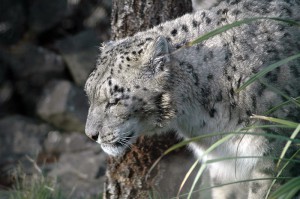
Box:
[114,131,135,147]
[100,131,135,156]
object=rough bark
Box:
[104,0,195,199]
[111,0,193,39]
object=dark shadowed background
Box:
[0,0,111,198]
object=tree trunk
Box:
[104,1,195,199]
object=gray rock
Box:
[8,44,66,115]
[44,131,101,154]
[55,30,99,86]
[0,0,26,45]
[10,44,65,81]
[0,48,8,84]
[29,0,67,33]
[0,115,52,165]
[0,50,18,117]
[48,150,106,199]
[37,80,89,132]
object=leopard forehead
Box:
[85,35,164,102]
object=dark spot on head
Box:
[134,85,140,89]
[192,20,198,27]
[137,42,145,47]
[118,64,122,69]
[108,80,112,86]
[232,9,241,15]
[227,76,232,81]
[138,49,143,54]
[127,88,131,92]
[222,8,229,14]
[114,85,119,92]
[132,51,136,55]
[145,37,153,41]
[205,17,211,24]
[181,24,188,32]
[126,57,131,61]
[171,29,178,36]
[143,87,148,91]
[127,64,131,67]
[229,0,241,5]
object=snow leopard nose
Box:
[86,131,99,141]
[91,133,99,141]
[85,119,100,141]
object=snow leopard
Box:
[85,0,300,198]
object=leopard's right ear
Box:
[152,36,170,59]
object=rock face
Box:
[55,30,100,86]
[37,80,88,132]
[0,0,112,198]
[29,0,68,33]
[0,0,26,45]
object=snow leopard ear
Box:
[153,36,170,58]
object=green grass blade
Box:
[250,115,299,128]
[177,159,199,198]
[265,96,300,115]
[187,163,207,199]
[276,124,300,168]
[236,53,300,92]
[205,155,300,165]
[187,133,235,199]
[269,177,300,199]
[174,177,291,199]
[243,124,294,130]
[148,131,300,179]
[265,148,300,199]
[259,79,300,109]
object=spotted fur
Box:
[85,0,300,198]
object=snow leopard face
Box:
[85,36,180,156]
